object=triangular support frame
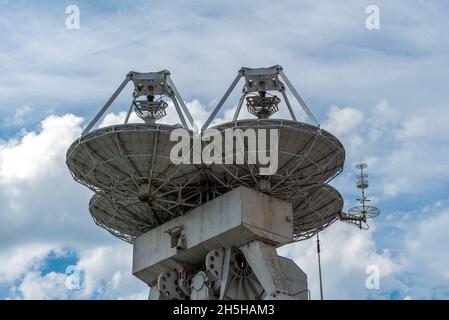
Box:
[201,65,320,131]
[82,70,194,136]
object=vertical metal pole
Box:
[360,166,366,211]
[316,232,324,300]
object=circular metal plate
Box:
[348,205,380,218]
[355,163,368,169]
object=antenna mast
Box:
[316,232,324,300]
[340,163,380,229]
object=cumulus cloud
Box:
[0,244,59,283]
[1,98,449,300]
[3,105,33,127]
[18,271,69,300]
[99,111,142,128]
[1,0,449,300]
[279,223,398,299]
[322,106,365,155]
[322,100,449,199]
[0,113,144,300]
[401,207,449,298]
[1,244,147,299]
[323,106,364,136]
[0,114,83,183]
[75,245,147,299]
[0,113,146,299]
[2,0,448,121]
[280,201,449,299]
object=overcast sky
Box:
[0,0,449,299]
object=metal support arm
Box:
[280,89,297,122]
[124,101,134,125]
[171,98,188,128]
[167,75,195,129]
[232,94,246,121]
[202,72,243,131]
[82,76,131,136]
[278,69,320,126]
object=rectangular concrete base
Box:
[132,186,293,283]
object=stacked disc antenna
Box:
[340,163,380,229]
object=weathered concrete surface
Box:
[133,186,293,283]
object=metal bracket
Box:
[202,65,320,131]
[82,70,194,136]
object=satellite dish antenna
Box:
[316,232,324,300]
[201,65,345,241]
[67,70,203,242]
[67,67,346,243]
[66,66,375,300]
[340,163,380,229]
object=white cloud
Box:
[18,271,69,300]
[99,111,141,128]
[0,243,147,300]
[0,114,83,183]
[0,104,448,300]
[0,244,58,283]
[279,223,398,299]
[323,100,449,199]
[2,0,447,116]
[383,177,409,198]
[3,105,33,127]
[76,244,147,299]
[0,113,115,252]
[394,116,427,141]
[323,106,364,136]
[405,208,449,285]
[0,0,448,300]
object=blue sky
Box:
[0,0,448,299]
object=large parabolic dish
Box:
[208,119,344,200]
[66,66,346,243]
[89,184,343,242]
[67,120,344,242]
[66,123,206,239]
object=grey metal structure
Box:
[201,65,345,240]
[134,186,309,300]
[340,163,380,230]
[66,66,354,300]
[82,70,194,135]
[67,123,204,242]
[207,119,344,240]
[202,65,319,130]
